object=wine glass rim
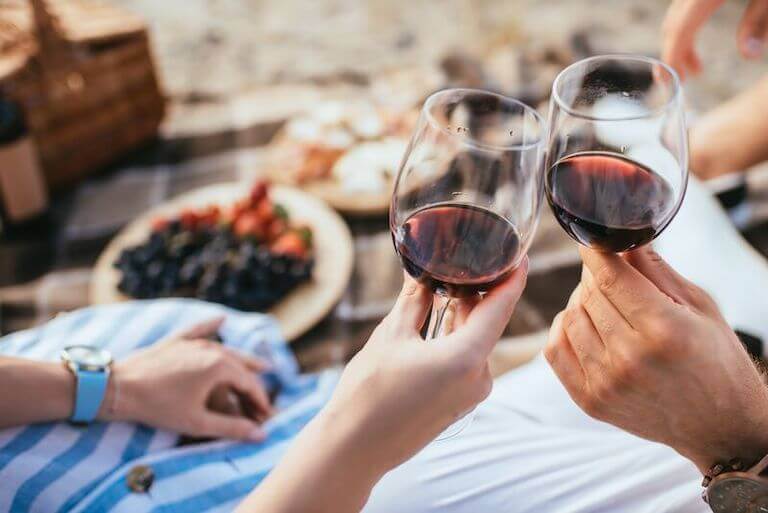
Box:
[423,88,545,151]
[551,54,682,122]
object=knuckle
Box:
[685,283,715,308]
[634,335,667,363]
[646,316,676,343]
[598,317,616,336]
[401,279,420,297]
[562,308,579,330]
[661,334,691,360]
[637,330,686,363]
[684,282,703,299]
[646,249,665,265]
[611,355,642,387]
[595,266,618,292]
[204,350,229,371]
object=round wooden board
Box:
[290,177,392,217]
[91,183,354,342]
[266,142,393,217]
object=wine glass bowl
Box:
[390,88,546,440]
[391,89,545,298]
[545,55,689,253]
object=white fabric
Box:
[655,177,768,345]
[364,177,760,513]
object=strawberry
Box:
[151,216,170,232]
[234,212,265,239]
[180,210,199,230]
[249,181,269,206]
[271,231,307,258]
[267,218,287,240]
[255,199,275,223]
[230,199,251,221]
[198,205,221,227]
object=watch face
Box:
[63,345,113,371]
[708,476,768,513]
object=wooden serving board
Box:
[266,146,393,217]
[91,183,354,342]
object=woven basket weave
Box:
[0,0,165,189]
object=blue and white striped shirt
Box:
[0,299,340,513]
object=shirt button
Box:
[127,465,154,493]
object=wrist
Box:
[684,389,768,474]
[313,399,392,482]
[96,361,138,423]
[47,362,77,421]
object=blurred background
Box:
[1,0,767,371]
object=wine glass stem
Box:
[427,294,453,340]
[427,293,477,440]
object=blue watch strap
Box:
[71,369,110,423]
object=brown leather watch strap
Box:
[703,458,745,488]
[703,454,768,511]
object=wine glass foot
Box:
[434,408,476,441]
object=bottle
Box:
[0,95,49,238]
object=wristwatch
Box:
[704,455,768,513]
[60,345,113,424]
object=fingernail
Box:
[248,427,266,442]
[744,37,764,58]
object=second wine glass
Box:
[390,88,546,439]
[545,54,689,253]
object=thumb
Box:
[385,273,432,336]
[453,257,528,354]
[738,0,768,59]
[193,411,266,442]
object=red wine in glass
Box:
[393,203,520,297]
[546,151,675,252]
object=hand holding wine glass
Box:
[390,88,545,438]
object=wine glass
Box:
[390,88,546,439]
[545,54,688,253]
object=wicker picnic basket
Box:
[0,0,165,189]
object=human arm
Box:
[237,262,528,513]
[0,318,273,440]
[0,356,78,427]
[545,246,768,473]
[662,0,768,80]
[689,74,768,180]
